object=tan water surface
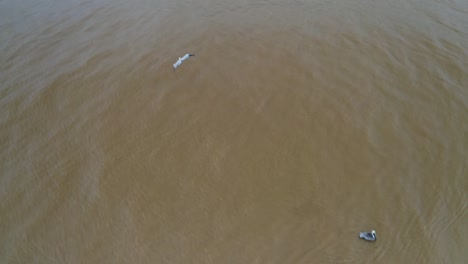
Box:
[1,0,467,263]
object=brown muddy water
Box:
[1,0,467,263]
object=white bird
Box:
[173,54,194,70]
[359,230,377,242]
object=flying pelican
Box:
[173,54,194,70]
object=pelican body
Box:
[359,230,377,242]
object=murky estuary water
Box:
[1,0,467,263]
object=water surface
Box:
[1,0,467,263]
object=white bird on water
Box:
[173,54,194,70]
[359,230,377,242]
